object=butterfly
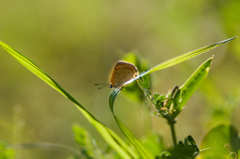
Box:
[95,61,139,89]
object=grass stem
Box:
[169,120,177,146]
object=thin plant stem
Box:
[168,121,177,146]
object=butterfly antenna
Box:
[95,84,109,89]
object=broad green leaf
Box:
[200,123,239,159]
[171,57,213,120]
[0,41,135,159]
[123,37,236,86]
[109,89,154,159]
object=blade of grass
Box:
[109,89,154,159]
[124,37,236,86]
[0,41,137,159]
[145,37,236,75]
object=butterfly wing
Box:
[111,61,139,88]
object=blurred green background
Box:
[0,0,240,158]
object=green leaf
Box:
[159,135,199,159]
[187,136,198,148]
[138,74,151,90]
[0,41,134,159]
[73,124,89,147]
[109,89,154,159]
[200,123,239,158]
[171,57,213,120]
[72,124,94,159]
[155,94,166,110]
[172,89,181,110]
[153,93,160,101]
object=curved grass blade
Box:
[171,57,213,120]
[0,41,136,159]
[124,37,236,86]
[109,89,154,159]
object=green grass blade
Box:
[109,89,154,159]
[144,37,236,75]
[123,37,236,86]
[171,57,213,120]
[0,41,135,159]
